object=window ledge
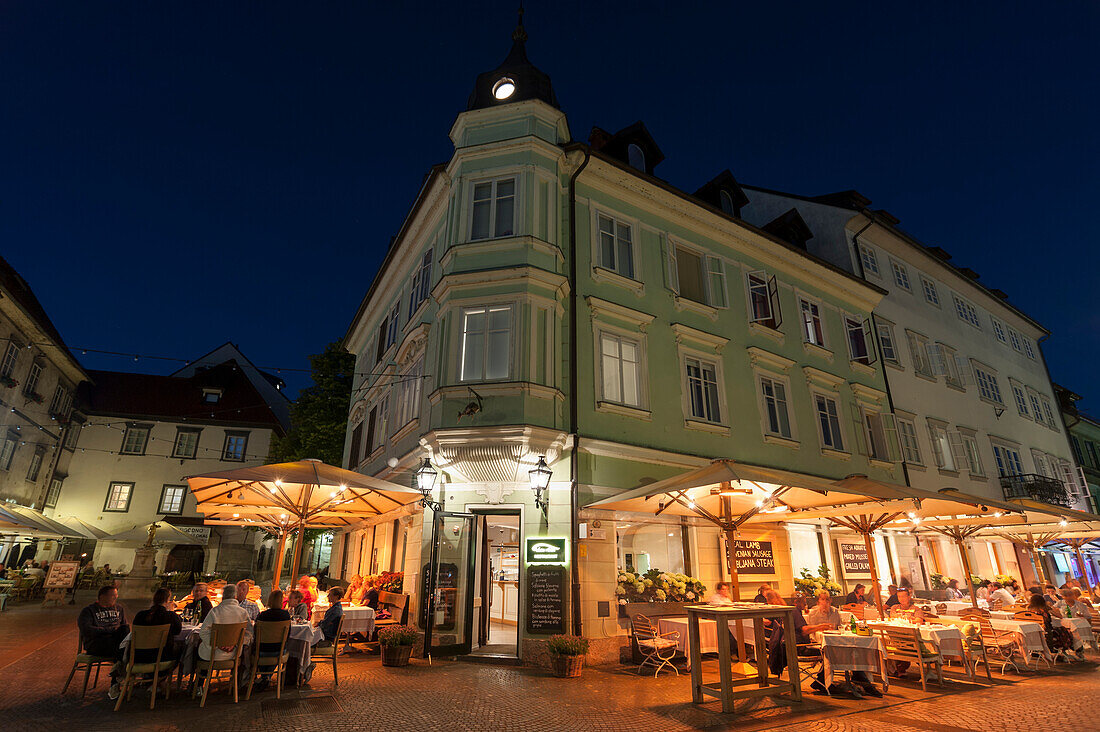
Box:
[596,401,652,421]
[978,397,1004,408]
[945,382,967,393]
[763,434,800,450]
[803,342,833,362]
[937,468,960,477]
[869,458,895,470]
[591,266,644,297]
[821,448,851,462]
[684,419,729,436]
[884,360,904,372]
[390,418,420,444]
[914,371,939,384]
[748,322,785,345]
[366,446,386,464]
[849,360,877,377]
[905,463,926,472]
[673,296,718,321]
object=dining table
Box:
[815,630,888,692]
[866,619,967,667]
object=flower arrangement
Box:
[930,573,948,590]
[363,571,403,593]
[377,624,418,647]
[793,565,843,597]
[0,376,17,389]
[547,634,589,656]
[616,568,706,604]
[994,574,1015,587]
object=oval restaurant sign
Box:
[525,537,568,566]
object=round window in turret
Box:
[492,77,516,100]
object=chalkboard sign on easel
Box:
[526,566,565,634]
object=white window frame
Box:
[26,448,42,482]
[172,427,201,459]
[44,477,63,508]
[394,357,424,430]
[746,270,782,330]
[991,442,1024,477]
[407,248,434,318]
[919,275,940,306]
[953,295,982,329]
[876,320,899,365]
[681,352,725,425]
[158,484,187,515]
[469,175,517,241]
[24,361,42,397]
[890,259,912,291]
[972,362,1003,405]
[667,239,727,308]
[598,331,645,409]
[0,435,15,471]
[813,392,845,451]
[858,244,879,275]
[927,421,956,471]
[459,304,514,382]
[897,417,922,465]
[222,431,249,461]
[1023,339,1036,360]
[990,317,1008,344]
[0,342,18,379]
[862,408,892,462]
[1011,382,1030,418]
[799,298,826,347]
[120,424,151,455]
[844,315,875,366]
[961,433,985,477]
[757,374,794,440]
[906,330,933,378]
[595,211,638,281]
[1040,395,1058,430]
[1007,328,1024,353]
[103,482,133,512]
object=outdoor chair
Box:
[991,598,1004,611]
[840,603,864,620]
[876,625,942,692]
[935,603,948,615]
[193,621,248,707]
[630,614,679,677]
[961,609,1021,674]
[309,614,345,686]
[245,620,290,700]
[795,643,827,695]
[1013,610,1044,623]
[114,624,177,711]
[62,632,117,698]
[12,577,37,601]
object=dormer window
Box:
[720,190,736,215]
[627,144,646,172]
[202,388,222,404]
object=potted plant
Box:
[547,634,589,678]
[616,569,707,617]
[378,624,418,667]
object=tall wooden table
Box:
[685,603,802,713]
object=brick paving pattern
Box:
[1,594,1097,731]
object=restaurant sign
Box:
[525,537,568,566]
[731,540,775,574]
[176,526,211,543]
[839,542,871,576]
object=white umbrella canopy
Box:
[54,515,111,540]
[106,521,205,545]
[0,504,83,539]
[186,458,422,585]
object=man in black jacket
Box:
[77,585,129,699]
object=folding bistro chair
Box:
[795,643,828,695]
[877,625,942,692]
[309,614,346,687]
[193,622,248,707]
[246,620,290,700]
[62,632,116,698]
[631,615,679,677]
[963,609,1022,674]
[114,624,177,711]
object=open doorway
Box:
[470,511,521,659]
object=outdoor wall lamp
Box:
[528,455,552,513]
[415,458,442,512]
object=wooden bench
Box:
[374,591,409,628]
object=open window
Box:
[667,241,727,307]
[747,271,781,329]
[845,316,875,365]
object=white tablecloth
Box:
[1059,617,1095,651]
[868,621,965,662]
[818,631,887,688]
[658,617,717,656]
[939,600,988,615]
[311,604,376,635]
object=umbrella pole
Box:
[289,522,306,584]
[955,537,978,609]
[272,530,288,591]
[1027,533,1049,586]
[722,527,753,675]
[1073,544,1090,586]
[862,531,886,619]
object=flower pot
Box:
[381,644,413,667]
[551,653,584,678]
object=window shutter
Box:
[927,343,946,375]
[879,413,901,462]
[1076,465,1090,498]
[767,275,783,328]
[664,237,679,294]
[861,317,877,364]
[927,424,945,467]
[747,270,769,323]
[953,354,972,385]
[947,431,969,471]
[851,403,868,457]
[706,255,728,308]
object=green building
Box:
[337,18,904,664]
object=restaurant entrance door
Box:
[470,511,521,659]
[423,511,476,658]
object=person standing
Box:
[78,586,129,699]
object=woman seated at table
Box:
[345,575,365,605]
[252,590,291,692]
[1028,593,1077,657]
[362,577,382,611]
[807,590,882,697]
[945,579,965,600]
[763,592,836,694]
[287,590,310,622]
[183,583,213,623]
[297,576,316,612]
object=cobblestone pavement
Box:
[1,594,1098,731]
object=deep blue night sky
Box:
[1,3,1097,404]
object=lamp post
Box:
[415,458,441,511]
[528,456,552,513]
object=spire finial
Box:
[513,4,527,43]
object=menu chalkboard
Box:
[729,540,775,574]
[839,542,871,576]
[526,566,565,634]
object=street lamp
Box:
[528,455,552,513]
[416,458,441,511]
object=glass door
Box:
[424,512,476,657]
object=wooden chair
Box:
[990,598,1004,611]
[245,620,290,700]
[935,603,948,615]
[12,577,37,601]
[630,615,679,677]
[310,614,346,686]
[62,632,116,698]
[114,624,177,711]
[372,591,410,631]
[1013,610,1043,623]
[841,603,864,620]
[876,625,943,692]
[193,621,248,707]
[961,609,1020,674]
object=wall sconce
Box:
[415,458,441,512]
[528,455,552,513]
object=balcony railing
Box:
[1000,473,1071,507]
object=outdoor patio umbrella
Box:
[105,521,207,546]
[186,458,421,586]
[54,515,111,540]
[0,505,83,539]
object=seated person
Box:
[287,590,310,622]
[988,582,1016,608]
[844,583,874,606]
[363,578,382,611]
[1030,593,1076,656]
[884,584,900,608]
[184,583,213,623]
[315,588,345,646]
[253,590,292,691]
[78,585,130,700]
[763,591,835,693]
[975,580,991,602]
[1057,588,1093,620]
[886,588,926,677]
[753,583,771,603]
[198,584,251,662]
[345,575,365,605]
[297,576,316,612]
[132,587,183,663]
[707,581,735,606]
[807,590,881,697]
[945,579,965,600]
[236,580,261,621]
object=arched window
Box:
[719,190,736,215]
[627,144,646,171]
